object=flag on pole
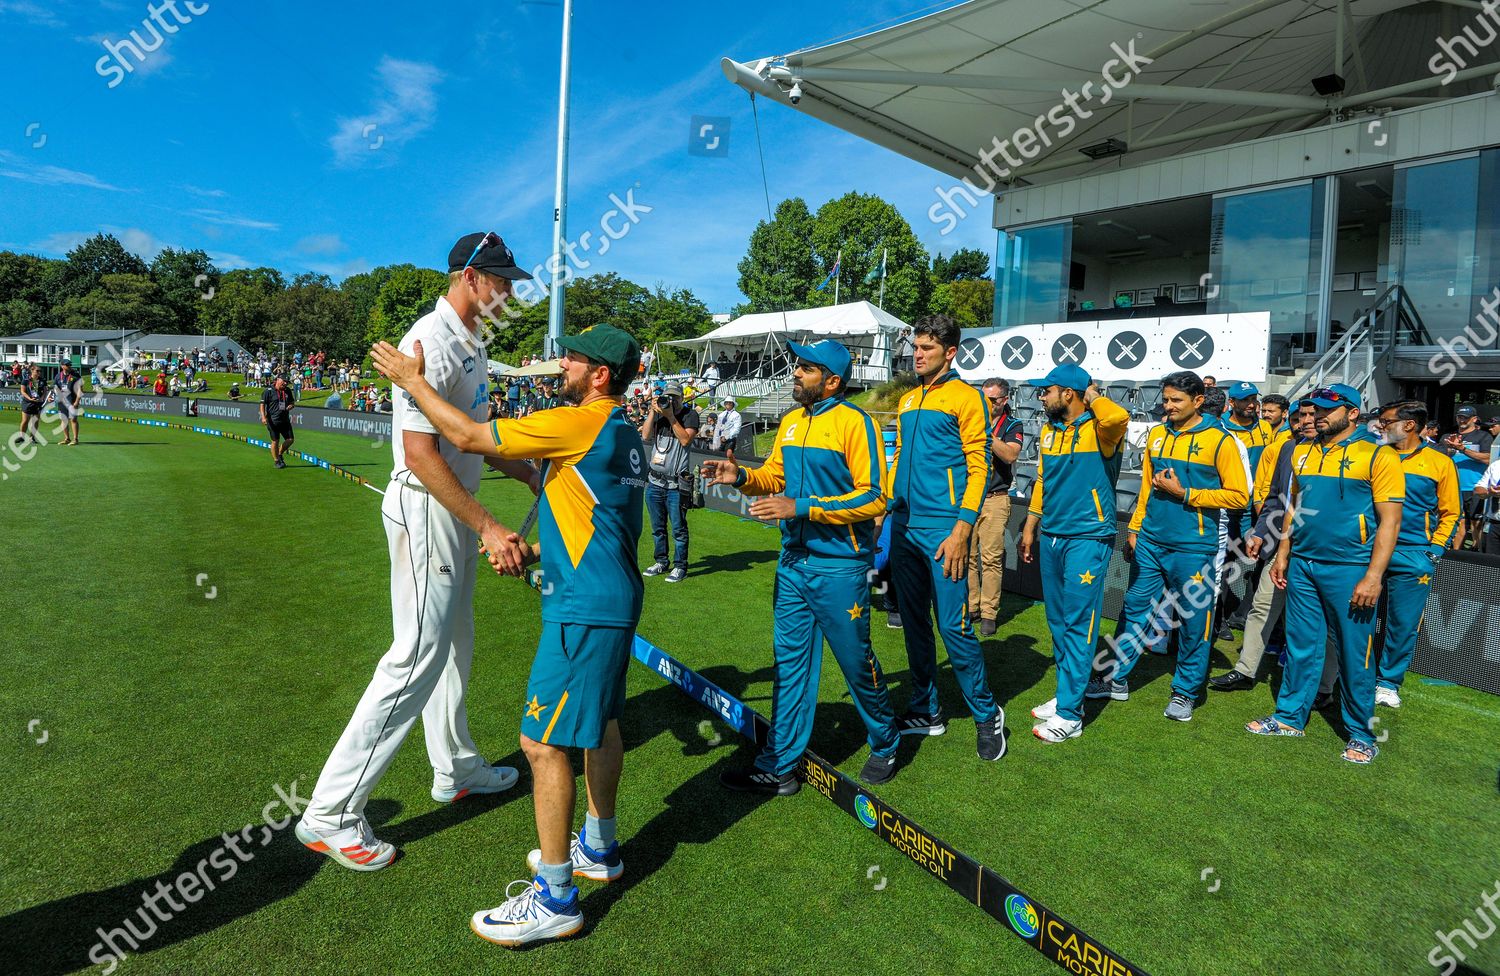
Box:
[816,251,841,292]
[863,248,885,285]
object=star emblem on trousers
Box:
[848,602,866,621]
[1078,570,1096,585]
[526,696,547,721]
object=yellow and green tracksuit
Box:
[1253,427,1295,509]
[887,370,998,722]
[1224,417,1273,530]
[1276,436,1404,743]
[733,394,898,775]
[1378,446,1461,692]
[1028,395,1130,722]
[1109,416,1249,696]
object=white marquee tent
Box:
[663,300,909,383]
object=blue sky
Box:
[0,0,994,312]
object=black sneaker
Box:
[1313,690,1336,710]
[886,611,903,629]
[859,753,897,785]
[979,618,998,637]
[719,767,800,796]
[897,709,946,737]
[976,709,1007,761]
[1209,670,1254,692]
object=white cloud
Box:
[113,227,169,260]
[0,151,124,191]
[296,234,345,256]
[0,0,65,28]
[182,184,227,198]
[186,208,279,231]
[330,57,443,166]
[33,231,90,256]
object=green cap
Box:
[556,323,641,378]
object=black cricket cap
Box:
[448,232,533,280]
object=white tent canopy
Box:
[664,300,908,383]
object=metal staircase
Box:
[1284,285,1429,406]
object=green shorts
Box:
[521,622,632,749]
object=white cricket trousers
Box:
[301,479,485,831]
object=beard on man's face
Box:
[1318,412,1352,439]
[559,371,590,405]
[792,375,823,407]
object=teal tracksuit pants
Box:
[1377,547,1436,692]
[753,553,900,776]
[1276,557,1378,743]
[1041,534,1115,723]
[891,520,999,723]
[1110,545,1220,697]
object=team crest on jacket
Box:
[1043,430,1055,449]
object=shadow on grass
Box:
[0,760,531,976]
[575,661,867,936]
[690,549,778,576]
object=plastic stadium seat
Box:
[1105,382,1135,404]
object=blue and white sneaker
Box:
[470,877,583,947]
[526,828,623,882]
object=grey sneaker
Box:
[665,567,686,583]
[1084,677,1129,701]
[886,611,903,629]
[1163,693,1194,722]
[643,562,668,577]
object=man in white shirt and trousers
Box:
[296,233,539,870]
[713,396,742,454]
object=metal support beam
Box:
[1342,60,1500,109]
[767,65,1331,110]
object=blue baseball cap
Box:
[788,339,852,383]
[1303,383,1361,410]
[1226,381,1259,400]
[1026,364,1092,392]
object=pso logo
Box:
[1004,894,1040,938]
[854,794,878,829]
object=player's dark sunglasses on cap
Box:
[462,232,500,270]
[1308,387,1353,407]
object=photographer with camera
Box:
[640,381,700,582]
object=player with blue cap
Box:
[1021,363,1130,742]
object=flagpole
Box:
[545,0,574,360]
[878,246,887,310]
[834,248,842,305]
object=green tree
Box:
[931,247,992,283]
[270,274,360,357]
[367,266,448,345]
[930,278,996,328]
[0,251,60,335]
[340,265,402,342]
[808,192,931,322]
[55,234,150,308]
[198,268,286,350]
[734,197,819,316]
[150,248,218,333]
[55,273,174,332]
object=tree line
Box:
[0,195,991,364]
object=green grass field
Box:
[83,372,391,410]
[3,408,1499,976]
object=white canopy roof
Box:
[664,300,909,348]
[724,0,1487,188]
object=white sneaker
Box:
[295,818,398,872]
[1375,686,1402,709]
[470,877,583,947]
[526,829,623,882]
[1031,698,1057,720]
[1032,716,1083,743]
[433,762,520,803]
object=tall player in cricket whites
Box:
[373,322,645,947]
[296,233,535,873]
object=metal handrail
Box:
[1284,284,1425,404]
